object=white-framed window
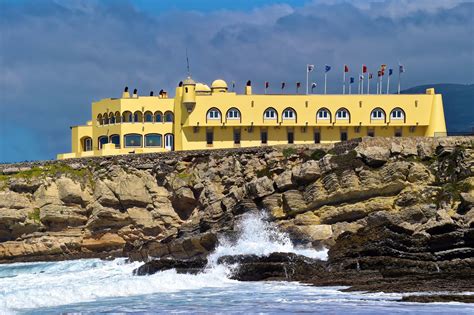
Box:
[84,138,92,151]
[371,109,385,120]
[336,109,349,119]
[207,109,221,120]
[317,109,330,119]
[283,108,296,120]
[227,108,240,119]
[390,108,404,120]
[264,108,277,119]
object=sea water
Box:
[0,212,472,314]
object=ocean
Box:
[1,212,472,314]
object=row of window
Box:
[206,107,406,122]
[82,133,174,151]
[97,111,174,125]
[204,127,411,146]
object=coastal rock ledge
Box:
[0,136,473,293]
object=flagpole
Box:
[360,65,363,94]
[306,64,309,95]
[376,80,379,95]
[368,76,370,94]
[324,73,327,94]
[387,75,390,94]
[398,65,402,94]
[343,70,346,95]
[357,76,360,94]
[349,83,352,94]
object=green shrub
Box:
[28,208,41,224]
[283,147,297,158]
[310,149,326,161]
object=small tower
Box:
[182,76,196,113]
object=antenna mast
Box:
[186,48,191,77]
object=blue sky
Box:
[0,0,473,162]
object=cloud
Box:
[0,0,473,162]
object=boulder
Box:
[8,177,42,193]
[356,145,391,167]
[86,203,132,230]
[282,190,307,214]
[82,233,126,251]
[107,174,152,208]
[34,183,61,207]
[133,257,208,276]
[94,180,121,208]
[292,160,321,183]
[56,177,88,205]
[172,187,198,220]
[39,204,88,228]
[245,177,275,199]
[274,170,295,191]
[0,191,31,209]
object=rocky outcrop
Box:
[0,136,473,274]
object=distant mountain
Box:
[402,84,474,133]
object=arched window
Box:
[316,108,331,120]
[103,113,109,125]
[144,111,153,122]
[115,111,121,123]
[336,108,350,119]
[371,108,385,120]
[97,114,103,125]
[226,108,241,120]
[207,108,221,120]
[110,134,120,148]
[124,134,142,148]
[164,111,174,123]
[98,136,108,149]
[264,108,277,120]
[282,108,296,120]
[154,111,163,122]
[390,108,405,120]
[133,111,142,123]
[145,133,162,147]
[122,111,132,123]
[109,113,115,124]
[82,137,92,151]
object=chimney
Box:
[150,91,154,96]
[122,86,130,98]
[132,88,138,98]
[245,80,252,95]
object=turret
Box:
[182,76,196,112]
[245,80,252,95]
[132,88,138,98]
[122,86,130,98]
[211,79,228,93]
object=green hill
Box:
[402,84,474,133]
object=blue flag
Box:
[325,65,331,73]
[389,69,393,76]
[350,77,354,84]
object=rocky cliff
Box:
[1,137,473,290]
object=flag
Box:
[265,81,269,89]
[350,77,354,84]
[369,73,373,79]
[399,64,405,73]
[344,65,349,72]
[362,65,367,73]
[232,81,235,89]
[359,74,364,80]
[307,64,315,72]
[381,64,387,71]
[296,82,301,88]
[389,69,393,76]
[311,82,317,88]
[325,65,331,73]
[378,71,382,77]
[281,82,286,89]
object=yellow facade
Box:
[57,79,447,159]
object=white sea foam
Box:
[0,211,327,312]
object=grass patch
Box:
[256,167,272,178]
[309,149,326,161]
[283,147,297,158]
[28,208,41,224]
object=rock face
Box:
[0,135,473,282]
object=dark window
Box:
[340,131,348,141]
[287,131,294,144]
[110,135,120,148]
[368,130,375,137]
[314,132,321,144]
[124,134,142,147]
[134,113,140,122]
[145,134,162,147]
[145,114,153,122]
[98,136,108,149]
[206,130,214,145]
[234,129,241,144]
[261,131,268,144]
[155,113,162,122]
[110,116,115,124]
[165,112,173,122]
[395,130,402,137]
[83,138,92,151]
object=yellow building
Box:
[57,78,447,159]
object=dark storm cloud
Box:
[0,0,473,162]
